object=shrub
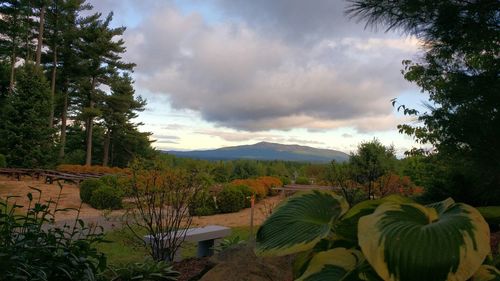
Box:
[89,186,123,210]
[257,176,283,196]
[280,176,291,186]
[62,149,85,165]
[100,174,132,196]
[107,260,179,281]
[0,154,6,168]
[126,160,204,262]
[295,176,310,185]
[189,189,217,216]
[217,186,245,213]
[57,164,130,175]
[0,190,107,280]
[231,179,267,199]
[231,184,253,208]
[80,178,106,203]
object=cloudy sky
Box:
[89,0,428,155]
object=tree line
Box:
[0,0,155,168]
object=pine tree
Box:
[77,11,135,166]
[0,0,28,91]
[101,73,146,166]
[0,63,55,167]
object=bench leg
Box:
[197,239,215,257]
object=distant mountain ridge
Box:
[165,141,349,163]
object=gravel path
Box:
[0,176,284,232]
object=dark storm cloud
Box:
[213,0,372,43]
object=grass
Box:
[98,225,255,266]
[96,226,149,265]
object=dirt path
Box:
[0,176,284,230]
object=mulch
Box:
[173,257,215,281]
[491,231,500,255]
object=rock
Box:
[200,245,293,281]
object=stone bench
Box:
[144,225,231,261]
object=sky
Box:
[88,0,429,156]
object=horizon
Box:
[88,0,429,156]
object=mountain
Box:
[165,141,349,163]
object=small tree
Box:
[325,161,362,206]
[350,139,397,199]
[126,159,203,261]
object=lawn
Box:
[97,225,254,266]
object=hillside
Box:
[165,141,349,163]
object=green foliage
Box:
[257,190,348,256]
[106,260,179,281]
[0,154,6,168]
[213,236,246,253]
[350,139,397,199]
[477,206,500,227]
[189,189,217,216]
[90,185,123,210]
[62,149,86,165]
[295,176,310,185]
[256,192,492,281]
[0,64,56,168]
[216,186,245,213]
[348,0,500,206]
[0,189,107,280]
[80,178,107,203]
[232,184,253,208]
[100,174,132,196]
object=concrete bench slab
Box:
[144,225,231,261]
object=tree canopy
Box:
[347,0,500,205]
[0,0,154,168]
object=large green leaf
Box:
[477,207,500,225]
[472,265,500,281]
[296,248,363,281]
[335,195,413,243]
[358,200,490,281]
[256,190,348,256]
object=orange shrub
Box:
[373,173,422,197]
[56,164,130,175]
[231,179,267,199]
[256,176,283,195]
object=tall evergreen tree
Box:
[0,63,54,167]
[77,11,134,166]
[101,73,146,166]
[0,0,28,91]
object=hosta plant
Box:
[256,190,494,281]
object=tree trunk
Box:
[25,0,31,62]
[368,181,373,200]
[35,4,45,67]
[85,77,96,166]
[9,49,16,93]
[110,142,114,166]
[58,85,68,160]
[103,129,111,166]
[49,46,57,127]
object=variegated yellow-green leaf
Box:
[358,200,490,281]
[335,195,413,243]
[472,265,500,281]
[256,190,348,256]
[296,248,363,281]
[477,206,500,225]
